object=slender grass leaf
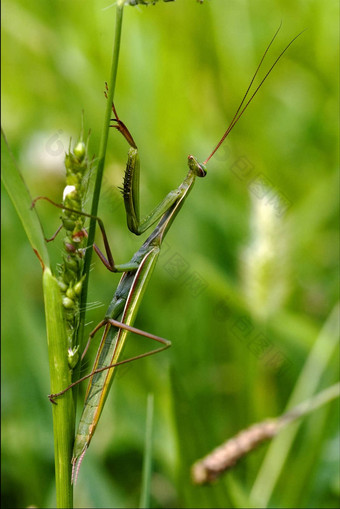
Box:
[250,304,340,507]
[1,128,50,269]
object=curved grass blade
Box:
[250,303,340,507]
[1,129,49,269]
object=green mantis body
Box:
[69,150,206,480]
[44,26,303,482]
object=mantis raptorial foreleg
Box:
[32,196,139,272]
[109,98,190,235]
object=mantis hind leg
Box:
[44,224,63,242]
[48,318,171,404]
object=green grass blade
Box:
[250,303,340,507]
[43,268,75,508]
[139,393,154,509]
[1,128,50,269]
[76,1,125,368]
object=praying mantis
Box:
[34,25,302,483]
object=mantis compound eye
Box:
[187,155,207,177]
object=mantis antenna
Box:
[203,24,305,165]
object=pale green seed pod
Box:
[74,280,83,295]
[62,296,74,309]
[73,141,86,162]
[68,346,80,369]
[58,280,68,292]
[66,287,77,300]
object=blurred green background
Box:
[2,0,339,508]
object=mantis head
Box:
[187,155,207,177]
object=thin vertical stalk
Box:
[74,1,125,385]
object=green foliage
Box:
[2,0,338,508]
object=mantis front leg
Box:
[111,106,183,235]
[31,196,139,273]
[122,147,184,235]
